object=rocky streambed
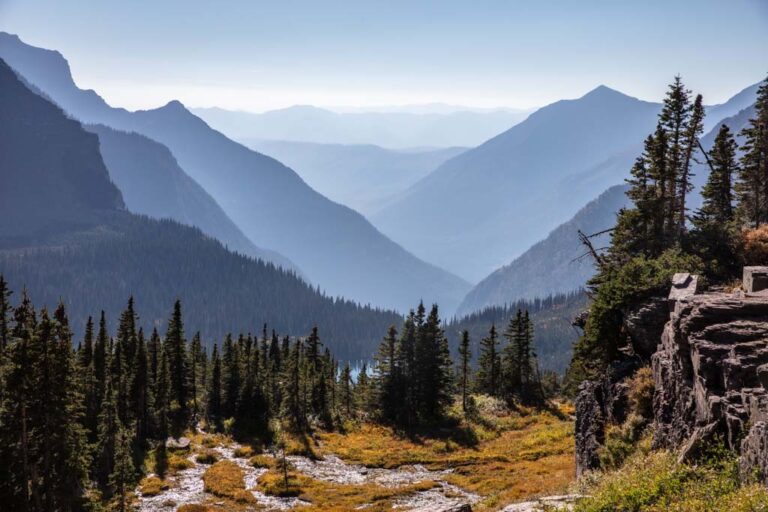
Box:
[134,441,479,511]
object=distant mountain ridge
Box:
[193,105,530,149]
[0,55,401,360]
[0,32,470,314]
[242,139,466,215]
[372,85,661,282]
[458,91,760,316]
[456,185,629,316]
[87,124,299,272]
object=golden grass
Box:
[195,450,219,464]
[232,445,254,458]
[317,401,575,511]
[202,461,255,503]
[138,475,168,496]
[250,454,276,469]
[257,469,439,511]
[176,505,211,512]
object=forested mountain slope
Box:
[0,32,469,314]
[0,56,400,360]
[87,124,298,272]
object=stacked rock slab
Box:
[652,271,768,480]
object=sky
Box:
[0,0,766,112]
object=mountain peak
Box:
[583,84,625,99]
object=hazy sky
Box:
[1,0,766,112]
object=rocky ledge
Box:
[652,289,768,481]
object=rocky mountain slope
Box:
[0,32,470,314]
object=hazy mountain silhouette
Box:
[193,105,530,149]
[242,139,465,215]
[0,32,470,314]
[372,85,661,281]
[457,94,759,314]
[456,185,629,316]
[704,82,760,132]
[0,56,401,359]
[0,59,124,239]
[87,124,299,272]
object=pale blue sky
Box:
[1,0,766,111]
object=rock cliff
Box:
[652,291,768,480]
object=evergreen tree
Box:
[476,324,500,396]
[338,362,353,418]
[281,339,303,430]
[0,274,11,352]
[206,343,223,432]
[374,325,399,422]
[221,333,240,420]
[457,330,471,414]
[131,328,150,442]
[737,75,768,227]
[96,373,120,490]
[165,300,189,433]
[692,124,740,278]
[154,347,170,478]
[110,427,135,512]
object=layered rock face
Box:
[652,291,768,479]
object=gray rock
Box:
[652,291,768,476]
[668,273,698,305]
[624,297,669,360]
[165,437,191,451]
[744,266,768,294]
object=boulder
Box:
[744,266,768,294]
[165,436,191,451]
[624,297,669,359]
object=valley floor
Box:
[133,399,575,511]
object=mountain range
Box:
[193,105,530,149]
[0,32,470,315]
[241,139,465,215]
[0,56,401,360]
[457,91,759,316]
[372,85,662,282]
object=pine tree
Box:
[131,328,150,442]
[236,342,268,438]
[96,372,120,490]
[374,325,399,422]
[457,330,471,414]
[165,300,189,433]
[338,362,353,418]
[738,75,768,228]
[413,305,452,423]
[190,332,203,422]
[206,343,223,432]
[354,363,371,417]
[0,291,40,510]
[222,333,240,420]
[154,346,170,478]
[692,124,740,278]
[0,274,11,353]
[476,324,500,396]
[110,426,135,512]
[280,339,304,430]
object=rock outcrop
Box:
[574,294,668,476]
[652,290,768,480]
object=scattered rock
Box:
[501,494,583,511]
[166,437,191,451]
